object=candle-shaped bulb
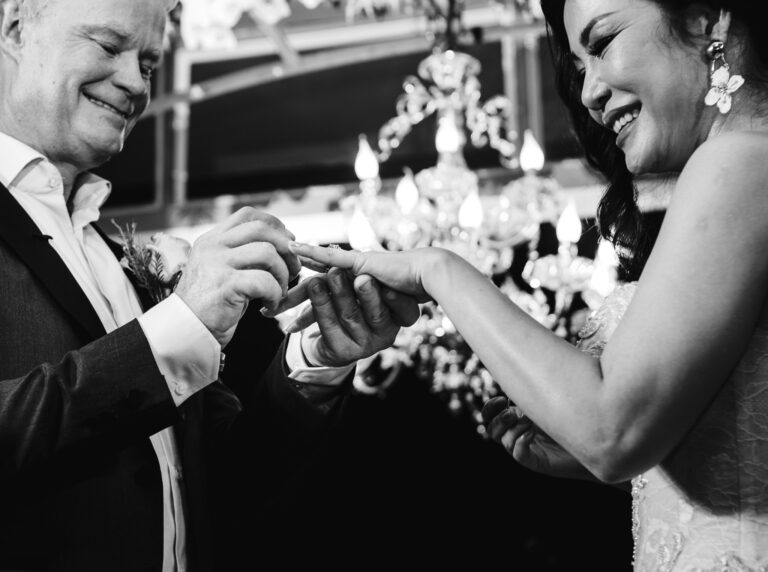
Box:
[348,207,379,251]
[594,239,619,269]
[354,134,379,181]
[395,168,419,215]
[556,198,581,244]
[589,239,619,298]
[435,113,463,154]
[520,129,545,173]
[458,192,483,229]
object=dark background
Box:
[97,36,582,209]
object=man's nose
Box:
[113,53,149,99]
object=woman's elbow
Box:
[589,461,638,485]
[580,430,654,484]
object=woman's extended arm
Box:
[290,133,768,483]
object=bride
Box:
[284,0,768,568]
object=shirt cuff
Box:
[138,293,220,406]
[285,327,354,387]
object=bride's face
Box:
[563,0,712,174]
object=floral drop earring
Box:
[704,40,744,114]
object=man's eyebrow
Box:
[579,12,616,47]
[78,23,163,63]
[79,23,131,42]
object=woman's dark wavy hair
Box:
[540,0,768,279]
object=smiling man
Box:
[0,0,418,570]
[2,0,161,194]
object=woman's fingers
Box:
[481,396,510,425]
[289,242,360,270]
[487,407,531,443]
[298,255,330,273]
[501,424,533,452]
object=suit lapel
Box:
[0,184,106,341]
[91,223,154,312]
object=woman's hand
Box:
[287,243,446,303]
[482,397,597,482]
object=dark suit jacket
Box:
[0,185,341,571]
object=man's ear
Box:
[0,0,25,59]
[685,4,732,43]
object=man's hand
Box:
[300,268,420,367]
[175,207,301,348]
[268,275,421,336]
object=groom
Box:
[0,0,418,570]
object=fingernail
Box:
[358,278,372,292]
[283,319,300,334]
[310,279,325,294]
[328,270,343,287]
[260,307,274,317]
[289,241,302,250]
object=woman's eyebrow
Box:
[579,12,617,47]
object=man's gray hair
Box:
[18,0,178,19]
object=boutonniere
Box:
[112,221,191,305]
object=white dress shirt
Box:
[0,132,352,572]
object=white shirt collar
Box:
[0,131,113,229]
[0,131,47,190]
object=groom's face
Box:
[4,0,166,170]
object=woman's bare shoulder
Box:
[687,131,768,170]
[677,131,768,198]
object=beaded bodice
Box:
[577,282,768,571]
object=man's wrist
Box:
[285,331,354,388]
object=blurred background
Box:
[100,0,664,567]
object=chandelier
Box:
[177,0,620,430]
[342,4,620,430]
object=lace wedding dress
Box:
[576,283,768,571]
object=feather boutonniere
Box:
[112,221,191,305]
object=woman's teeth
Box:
[613,109,640,134]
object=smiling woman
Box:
[286,0,768,569]
[541,0,768,277]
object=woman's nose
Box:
[581,70,611,118]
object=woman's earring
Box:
[704,40,744,114]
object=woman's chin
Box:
[622,144,663,175]
[624,155,650,175]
